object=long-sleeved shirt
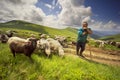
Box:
[77,28,91,43]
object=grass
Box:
[0,20,120,80]
[0,20,77,40]
[0,43,120,80]
[100,34,120,42]
[88,39,120,51]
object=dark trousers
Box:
[76,41,86,55]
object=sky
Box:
[0,0,120,31]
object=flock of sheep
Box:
[1,30,119,61]
[0,30,72,60]
[94,39,120,48]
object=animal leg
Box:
[11,49,15,57]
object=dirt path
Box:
[64,45,120,66]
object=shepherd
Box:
[76,22,92,57]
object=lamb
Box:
[7,37,37,59]
[47,38,64,57]
[37,38,51,57]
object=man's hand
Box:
[86,28,92,34]
[83,32,87,35]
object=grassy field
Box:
[99,34,120,42]
[0,20,77,40]
[88,39,120,51]
[0,20,120,80]
[0,43,120,80]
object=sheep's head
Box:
[37,40,46,49]
[27,38,38,47]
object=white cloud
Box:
[0,0,119,30]
[52,0,56,6]
[0,0,92,29]
[0,0,45,24]
[90,20,119,30]
[57,0,92,27]
[82,16,91,23]
[45,4,52,9]
[103,21,117,29]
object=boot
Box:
[80,51,84,57]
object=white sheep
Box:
[37,38,51,57]
[47,38,64,57]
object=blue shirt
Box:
[77,28,91,43]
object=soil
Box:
[64,45,120,66]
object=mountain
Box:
[0,20,77,39]
[1,20,119,40]
[99,34,120,42]
[91,30,120,39]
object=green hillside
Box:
[0,43,120,80]
[100,34,120,42]
[0,20,77,39]
[0,20,120,80]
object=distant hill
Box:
[1,20,119,40]
[0,20,77,39]
[99,34,120,42]
[90,30,120,39]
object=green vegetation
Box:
[0,20,120,80]
[100,34,120,42]
[88,39,120,51]
[0,43,120,80]
[0,20,77,40]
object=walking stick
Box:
[87,36,92,60]
[88,43,92,60]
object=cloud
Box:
[44,0,57,10]
[57,0,92,27]
[52,0,56,6]
[0,0,45,24]
[90,20,119,30]
[0,0,119,30]
[103,21,117,29]
[82,16,91,23]
[45,4,52,9]
[0,0,92,28]
[71,0,84,7]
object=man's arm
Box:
[87,28,92,34]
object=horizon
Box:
[1,20,120,34]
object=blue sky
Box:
[0,0,120,30]
[36,0,61,15]
[36,0,120,24]
[84,0,120,24]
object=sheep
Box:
[0,30,15,43]
[5,30,14,37]
[55,36,68,48]
[47,38,64,57]
[95,40,105,48]
[37,38,51,57]
[0,34,9,43]
[116,42,120,48]
[7,37,38,59]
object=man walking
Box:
[76,22,92,57]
